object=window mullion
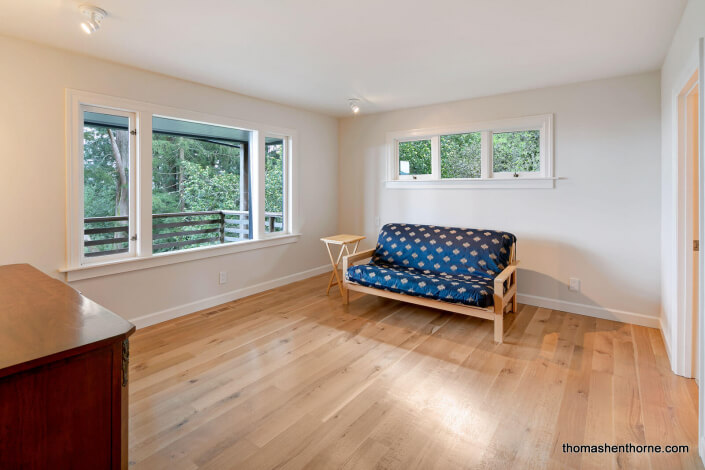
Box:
[431,135,441,179]
[137,113,153,257]
[70,102,85,268]
[127,113,137,258]
[540,122,550,177]
[283,138,289,233]
[250,130,265,240]
[481,131,492,179]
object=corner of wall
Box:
[660,313,673,364]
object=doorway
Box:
[689,78,700,384]
[678,69,700,382]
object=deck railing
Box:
[84,211,283,257]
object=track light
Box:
[79,5,107,35]
[349,99,360,114]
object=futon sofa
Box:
[342,223,518,343]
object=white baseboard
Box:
[131,273,660,330]
[517,293,660,329]
[131,264,331,329]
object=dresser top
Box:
[0,264,135,378]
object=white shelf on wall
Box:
[384,177,558,190]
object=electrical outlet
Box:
[569,278,580,292]
[219,271,227,285]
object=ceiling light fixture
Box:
[79,5,107,35]
[349,99,360,114]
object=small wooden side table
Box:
[321,234,366,297]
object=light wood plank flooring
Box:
[129,274,702,469]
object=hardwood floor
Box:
[129,273,702,469]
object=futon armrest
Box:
[493,261,520,295]
[342,249,376,280]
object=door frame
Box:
[698,36,705,468]
[675,67,700,379]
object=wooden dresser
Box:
[0,264,135,469]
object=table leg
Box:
[332,244,347,297]
[326,270,336,295]
[324,243,346,297]
[324,243,337,294]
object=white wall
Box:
[0,35,338,323]
[658,0,705,462]
[338,72,662,327]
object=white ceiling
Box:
[0,0,687,116]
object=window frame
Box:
[150,114,254,248]
[261,131,293,238]
[396,136,437,181]
[439,131,483,180]
[64,89,299,279]
[489,127,543,179]
[79,105,138,264]
[386,114,554,188]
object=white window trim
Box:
[65,89,299,279]
[386,114,554,189]
[60,233,301,282]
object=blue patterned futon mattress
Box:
[345,223,516,309]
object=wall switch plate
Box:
[375,216,381,227]
[569,278,580,292]
[219,271,227,285]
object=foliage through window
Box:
[398,140,431,177]
[441,132,481,179]
[69,92,294,267]
[388,114,552,184]
[265,138,285,233]
[82,109,134,259]
[151,117,251,253]
[492,130,540,174]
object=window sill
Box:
[61,233,301,282]
[384,177,557,189]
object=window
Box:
[265,137,286,233]
[66,91,296,273]
[82,108,136,260]
[387,114,553,188]
[398,139,432,179]
[492,130,540,175]
[151,116,252,253]
[440,132,481,179]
